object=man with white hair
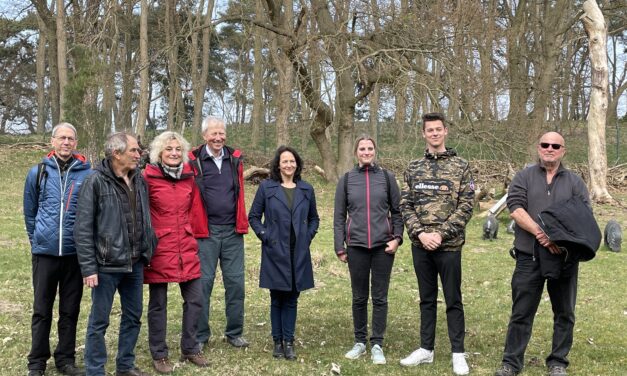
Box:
[189,117,250,350]
[24,123,92,376]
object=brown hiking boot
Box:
[180,352,209,367]
[152,358,173,374]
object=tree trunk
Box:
[55,0,68,121]
[394,87,407,144]
[581,0,612,203]
[251,0,264,146]
[165,0,179,130]
[36,15,47,133]
[135,0,150,139]
[369,83,380,144]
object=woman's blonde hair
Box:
[149,131,191,164]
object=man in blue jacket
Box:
[23,123,92,376]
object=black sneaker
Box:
[226,336,249,348]
[27,370,45,376]
[57,364,85,376]
[495,364,518,376]
[548,365,567,376]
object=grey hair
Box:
[51,122,77,138]
[201,116,226,134]
[104,132,135,158]
[149,131,190,164]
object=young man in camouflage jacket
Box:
[399,113,474,375]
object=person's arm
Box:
[74,174,99,280]
[333,174,348,258]
[23,166,38,244]
[307,187,320,240]
[400,166,425,242]
[438,162,475,241]
[247,182,267,242]
[386,171,403,253]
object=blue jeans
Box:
[196,225,245,343]
[270,290,300,342]
[84,262,144,376]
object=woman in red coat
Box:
[143,131,209,374]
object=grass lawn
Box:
[0,146,625,376]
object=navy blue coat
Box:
[248,179,319,291]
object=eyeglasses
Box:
[539,142,562,150]
[54,136,77,142]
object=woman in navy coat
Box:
[248,145,319,360]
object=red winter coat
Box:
[143,163,208,283]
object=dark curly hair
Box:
[270,145,304,183]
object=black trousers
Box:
[148,279,203,359]
[28,254,83,371]
[411,245,465,352]
[347,245,395,347]
[501,253,578,372]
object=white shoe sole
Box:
[400,359,433,367]
[345,352,366,360]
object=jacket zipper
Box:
[366,166,371,248]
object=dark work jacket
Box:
[507,163,590,255]
[248,179,320,291]
[75,159,157,276]
[536,195,601,279]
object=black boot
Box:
[284,341,296,360]
[273,340,284,359]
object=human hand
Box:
[546,242,563,255]
[337,252,348,263]
[83,274,98,288]
[419,232,441,251]
[385,238,399,254]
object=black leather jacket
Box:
[75,159,156,276]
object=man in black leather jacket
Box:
[75,132,156,376]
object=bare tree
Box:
[55,0,67,120]
[581,0,612,203]
[135,0,150,139]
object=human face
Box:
[537,132,565,166]
[51,127,77,161]
[114,136,142,173]
[422,120,448,153]
[202,124,226,156]
[279,151,297,181]
[356,139,376,167]
[160,139,183,167]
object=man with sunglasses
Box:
[495,132,591,376]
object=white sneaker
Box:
[452,352,469,375]
[344,343,366,360]
[400,347,434,367]
[371,344,386,365]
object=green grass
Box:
[0,142,625,376]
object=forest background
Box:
[0,1,626,375]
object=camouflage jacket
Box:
[400,148,475,251]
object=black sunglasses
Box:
[539,142,563,150]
